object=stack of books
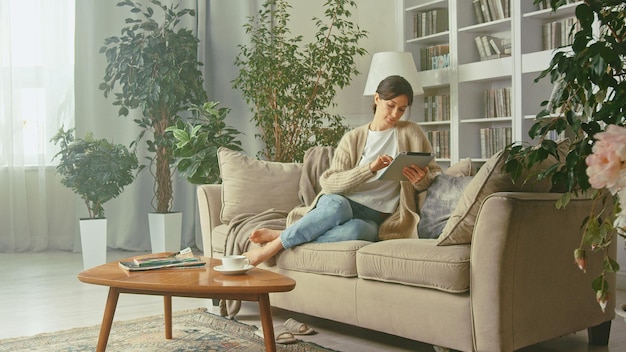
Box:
[543,16,580,50]
[474,35,511,61]
[413,8,449,38]
[537,0,579,10]
[427,130,450,159]
[480,127,512,159]
[472,0,510,24]
[424,94,451,122]
[484,87,511,118]
[420,44,450,71]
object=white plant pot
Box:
[148,212,182,253]
[79,218,107,270]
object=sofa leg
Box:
[587,320,611,345]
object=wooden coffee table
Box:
[78,255,295,352]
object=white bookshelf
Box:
[397,0,583,164]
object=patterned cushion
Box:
[418,174,473,239]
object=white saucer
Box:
[214,264,254,275]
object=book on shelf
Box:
[427,130,450,159]
[474,35,511,61]
[542,16,579,50]
[480,0,492,22]
[537,0,579,10]
[475,0,510,24]
[483,87,511,118]
[480,127,511,159]
[472,0,484,24]
[419,44,450,71]
[424,94,451,122]
[118,247,206,271]
[413,8,448,38]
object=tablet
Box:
[378,152,434,181]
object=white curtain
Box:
[0,0,262,253]
[0,0,77,252]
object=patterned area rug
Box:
[0,308,336,352]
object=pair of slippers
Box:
[254,318,316,344]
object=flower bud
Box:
[574,248,586,273]
[596,290,609,313]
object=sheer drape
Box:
[0,0,76,252]
[0,0,262,253]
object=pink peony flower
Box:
[586,124,626,194]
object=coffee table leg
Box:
[164,295,172,339]
[97,287,120,352]
[258,293,276,352]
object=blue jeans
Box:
[280,194,383,249]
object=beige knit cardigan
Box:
[287,121,441,240]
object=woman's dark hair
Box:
[372,75,414,113]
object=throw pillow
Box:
[416,158,473,211]
[217,147,303,224]
[436,139,569,245]
[417,173,473,239]
[444,157,474,177]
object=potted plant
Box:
[166,101,243,185]
[504,0,625,312]
[99,0,207,252]
[51,127,139,270]
[232,0,367,162]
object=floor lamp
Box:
[363,51,424,120]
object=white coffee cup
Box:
[221,255,250,270]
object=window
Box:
[0,0,75,166]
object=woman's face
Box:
[372,93,410,130]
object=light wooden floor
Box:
[1,249,625,352]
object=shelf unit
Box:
[398,0,582,165]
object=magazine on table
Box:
[118,247,206,271]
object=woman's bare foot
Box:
[244,237,285,266]
[249,228,281,244]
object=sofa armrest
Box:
[197,184,223,257]
[470,192,616,352]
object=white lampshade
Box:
[363,51,424,96]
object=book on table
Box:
[118,247,206,271]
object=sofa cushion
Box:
[217,147,303,224]
[437,140,569,245]
[356,239,470,293]
[418,174,473,239]
[276,240,372,277]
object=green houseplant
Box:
[166,102,244,185]
[51,127,139,269]
[233,0,367,162]
[504,0,625,311]
[99,0,207,213]
[51,127,140,219]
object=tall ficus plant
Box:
[99,0,207,213]
[504,0,626,311]
[233,0,367,162]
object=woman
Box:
[245,75,440,266]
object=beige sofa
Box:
[197,147,616,352]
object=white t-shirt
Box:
[345,127,401,213]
